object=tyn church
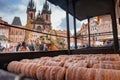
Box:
[26,0,51,32]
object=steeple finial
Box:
[38,10,40,15]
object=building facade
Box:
[26,0,51,42]
[56,30,73,45]
[0,17,10,47]
[0,17,25,48]
[0,17,9,39]
[77,23,88,46]
[77,15,113,46]
[9,17,25,47]
[91,15,112,46]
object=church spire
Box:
[42,0,51,14]
[37,10,41,18]
[44,0,49,10]
[38,10,41,16]
[27,0,36,12]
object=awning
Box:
[48,0,114,20]
[0,35,8,41]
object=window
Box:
[20,31,22,35]
[16,31,18,35]
[30,13,33,19]
[37,26,41,31]
[11,31,13,35]
[2,29,5,34]
[46,15,48,21]
[95,37,97,41]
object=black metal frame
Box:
[66,0,71,54]
[0,47,115,70]
[88,18,91,47]
[111,0,119,52]
[0,0,120,69]
[0,50,68,70]
[72,0,77,49]
[66,0,119,52]
[0,23,70,38]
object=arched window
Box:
[46,15,48,21]
[20,31,22,35]
[30,13,33,19]
[37,26,41,31]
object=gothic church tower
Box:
[41,0,51,31]
[25,0,52,42]
[27,0,36,24]
[25,0,36,42]
[33,0,51,32]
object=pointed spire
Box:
[43,0,49,10]
[42,0,51,14]
[38,10,40,15]
[35,10,45,23]
[27,0,36,12]
[37,10,41,18]
[49,8,51,13]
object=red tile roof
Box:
[0,18,8,24]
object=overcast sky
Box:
[0,0,87,34]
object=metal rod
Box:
[73,0,77,49]
[88,18,91,47]
[77,31,113,39]
[111,0,119,52]
[66,0,71,54]
[0,23,71,38]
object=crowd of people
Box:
[16,40,49,52]
[0,40,49,53]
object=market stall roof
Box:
[0,35,8,41]
[48,0,114,20]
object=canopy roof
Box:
[48,0,114,20]
[0,35,8,41]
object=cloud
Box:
[0,0,25,24]
[21,0,29,4]
[52,13,82,34]
[51,6,66,29]
[3,4,27,25]
[0,0,85,35]
[0,1,18,14]
[17,5,26,12]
